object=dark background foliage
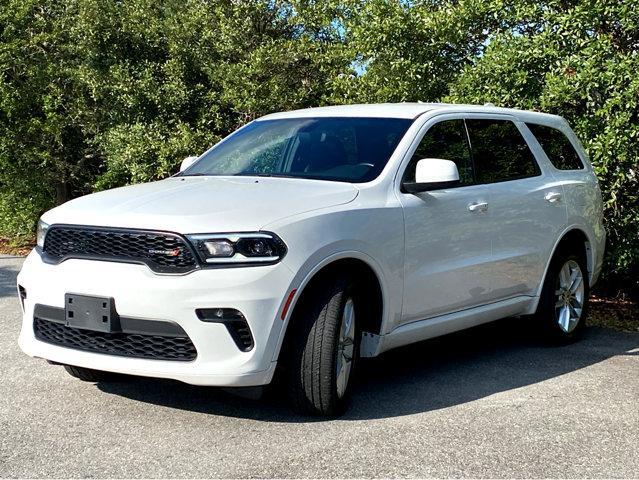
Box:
[1,0,637,297]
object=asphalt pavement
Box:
[1,255,637,478]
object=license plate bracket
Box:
[64,294,120,333]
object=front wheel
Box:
[535,250,589,343]
[286,276,358,416]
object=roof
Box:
[259,103,441,120]
[258,102,564,124]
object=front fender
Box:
[265,205,405,361]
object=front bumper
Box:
[17,250,296,386]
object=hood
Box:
[43,176,359,233]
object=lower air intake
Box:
[34,318,197,361]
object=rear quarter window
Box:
[526,123,585,170]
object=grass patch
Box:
[589,295,639,333]
[0,237,34,256]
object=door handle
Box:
[545,191,562,203]
[468,201,488,213]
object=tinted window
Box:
[403,120,473,185]
[466,119,540,183]
[526,123,584,170]
[184,117,413,183]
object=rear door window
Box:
[465,119,541,184]
[526,123,585,170]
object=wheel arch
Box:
[273,252,388,363]
[536,226,594,299]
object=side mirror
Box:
[180,156,199,172]
[403,158,460,193]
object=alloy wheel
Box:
[335,298,356,398]
[554,259,585,333]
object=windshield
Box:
[182,117,413,183]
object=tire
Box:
[286,275,359,416]
[63,365,126,383]
[535,248,589,344]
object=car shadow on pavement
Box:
[97,320,639,422]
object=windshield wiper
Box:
[235,173,298,178]
[180,172,300,179]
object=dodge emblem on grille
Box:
[148,248,181,256]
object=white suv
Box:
[17,103,605,416]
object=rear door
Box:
[465,116,566,299]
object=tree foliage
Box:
[0,0,637,295]
[446,0,639,295]
[0,0,349,222]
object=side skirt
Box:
[379,296,537,354]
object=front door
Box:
[398,118,493,325]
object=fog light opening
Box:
[196,308,254,352]
[197,308,244,322]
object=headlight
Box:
[36,219,50,248]
[186,232,287,265]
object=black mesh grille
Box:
[34,318,197,361]
[43,226,198,273]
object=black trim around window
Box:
[401,180,462,193]
[400,117,543,193]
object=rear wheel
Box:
[535,250,589,343]
[286,276,359,416]
[63,365,126,382]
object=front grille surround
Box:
[34,317,198,361]
[42,225,199,274]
